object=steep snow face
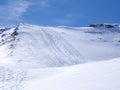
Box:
[0,23,120,67]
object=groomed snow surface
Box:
[0,23,120,90]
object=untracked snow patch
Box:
[23,58,120,90]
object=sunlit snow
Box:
[0,23,120,90]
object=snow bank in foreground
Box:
[0,58,120,90]
[23,58,120,90]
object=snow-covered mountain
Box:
[0,23,120,67]
[0,23,120,90]
[0,23,84,67]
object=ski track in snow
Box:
[0,24,85,90]
[9,26,85,67]
[39,29,84,65]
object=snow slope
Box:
[0,23,120,90]
[0,58,119,90]
[22,58,120,90]
[0,24,85,67]
[0,23,120,67]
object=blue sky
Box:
[0,0,120,27]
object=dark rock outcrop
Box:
[89,23,119,28]
[0,26,19,46]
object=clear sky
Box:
[0,0,120,27]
